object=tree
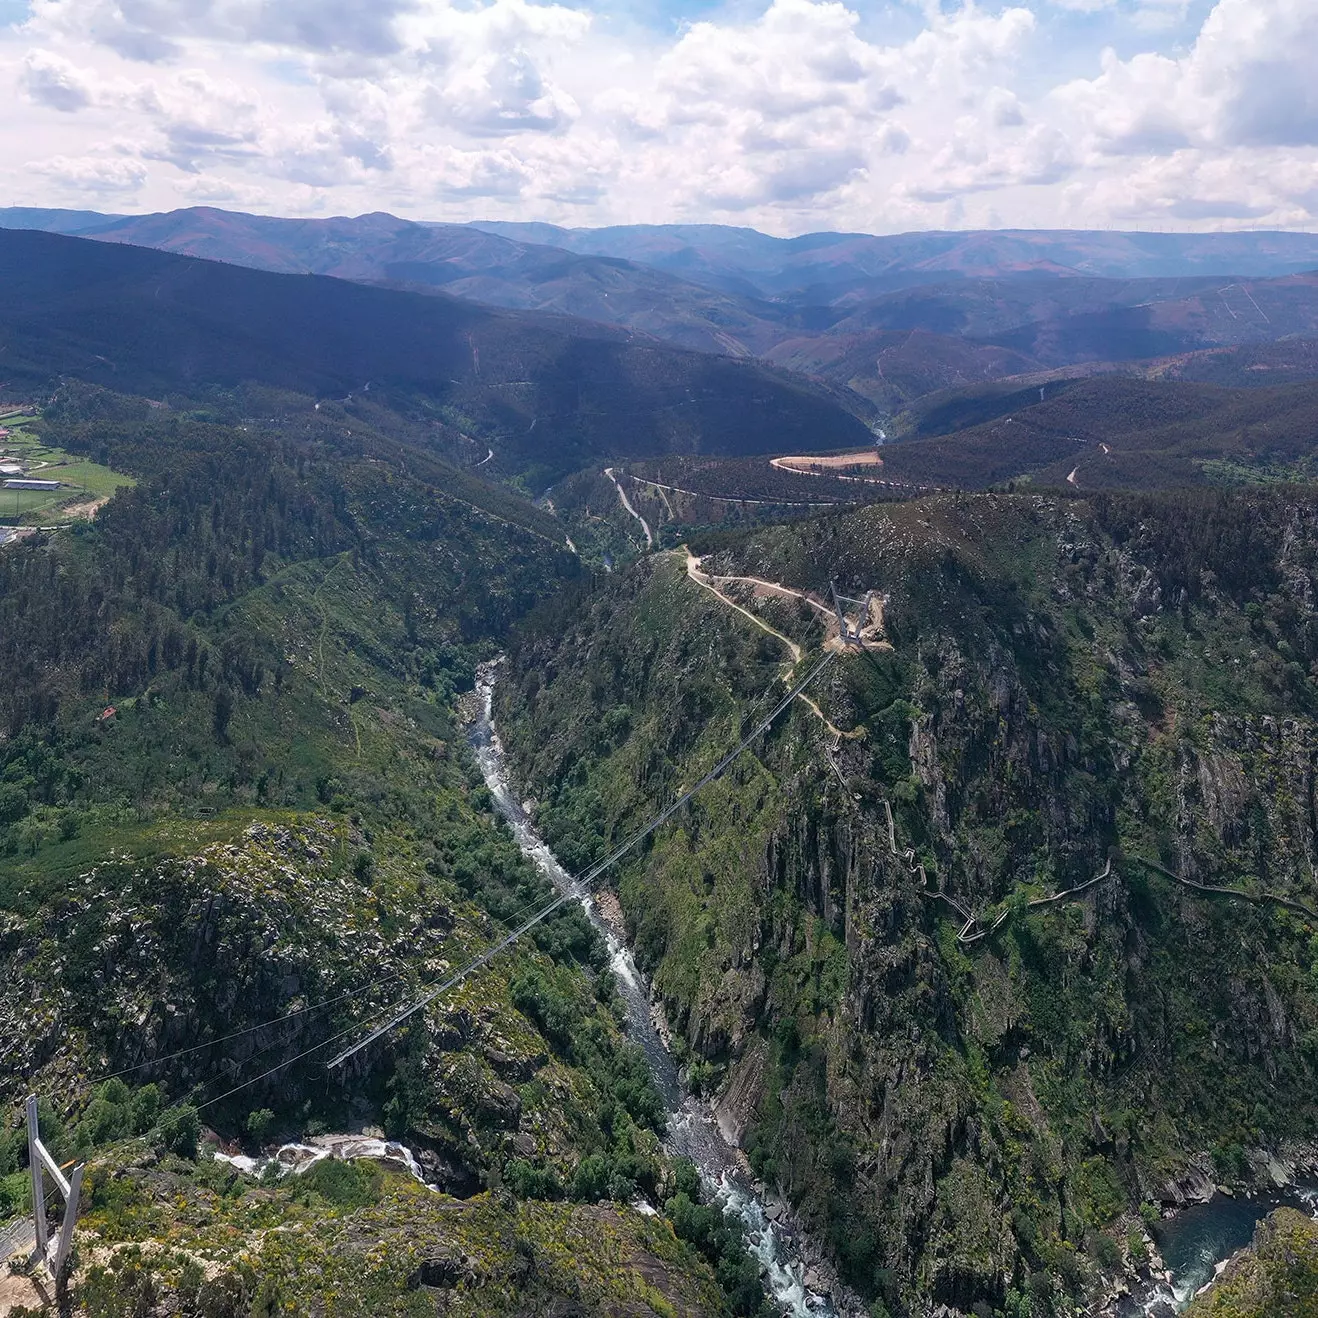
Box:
[0,782,27,824]
[156,1105,201,1159]
[245,1109,275,1147]
[212,686,233,741]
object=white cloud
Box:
[29,149,147,192]
[25,0,414,62]
[1057,0,1318,153]
[21,50,94,110]
[0,0,1312,234]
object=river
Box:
[468,662,841,1317]
[1128,1185,1318,1314]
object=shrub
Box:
[570,1154,610,1203]
[299,1158,381,1209]
[128,1086,160,1135]
[156,1105,200,1160]
[504,1158,563,1200]
[245,1109,276,1146]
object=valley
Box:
[3,213,1318,1318]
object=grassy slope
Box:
[497,489,1318,1315]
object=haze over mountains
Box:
[5,206,1318,496]
[473,221,1318,295]
[6,207,1318,403]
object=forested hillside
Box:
[498,487,1318,1315]
[9,211,1318,423]
[874,376,1318,490]
[0,228,873,490]
[0,381,770,1317]
[6,203,1318,1318]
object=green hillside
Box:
[0,383,771,1317]
[497,487,1318,1315]
[0,227,873,491]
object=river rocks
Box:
[406,1248,483,1290]
[415,1145,483,1198]
[1161,1154,1218,1206]
[803,1266,829,1296]
[1244,1140,1318,1190]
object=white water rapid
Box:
[469,661,840,1317]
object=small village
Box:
[0,406,131,543]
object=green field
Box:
[0,412,135,523]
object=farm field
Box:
[0,410,134,523]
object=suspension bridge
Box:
[5,575,877,1280]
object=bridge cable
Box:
[119,649,834,1114]
[325,648,837,1070]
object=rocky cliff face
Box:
[498,489,1318,1316]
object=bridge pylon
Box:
[25,1095,84,1279]
[829,581,872,648]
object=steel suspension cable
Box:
[326,649,837,1069]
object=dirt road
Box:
[604,468,653,549]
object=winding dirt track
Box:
[604,467,653,548]
[683,552,869,740]
[685,552,801,663]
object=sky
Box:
[1,0,1315,235]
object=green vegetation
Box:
[498,486,1318,1315]
[0,379,764,1314]
[56,1149,731,1318]
[9,219,1318,1316]
[1182,1209,1318,1318]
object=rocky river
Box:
[468,661,858,1317]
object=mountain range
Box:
[6,203,1318,1318]
[0,226,870,488]
[5,208,1318,407]
[6,208,1318,496]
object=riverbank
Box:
[1091,1146,1318,1316]
[463,660,866,1318]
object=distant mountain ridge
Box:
[0,227,872,487]
[473,220,1318,298]
[5,205,1318,418]
[0,206,800,358]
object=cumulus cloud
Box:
[25,0,414,61]
[21,49,94,110]
[29,150,147,192]
[0,0,1315,233]
[1057,0,1318,152]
